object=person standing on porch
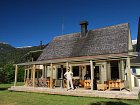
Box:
[84,71,91,80]
[64,67,74,90]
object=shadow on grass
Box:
[0,87,8,91]
[90,101,129,105]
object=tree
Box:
[3,64,15,83]
[17,66,24,82]
[0,67,6,83]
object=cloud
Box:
[132,39,137,45]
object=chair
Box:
[79,80,84,87]
[108,79,124,91]
[73,79,80,88]
[26,79,32,86]
[42,78,48,87]
[55,80,61,87]
[84,80,91,89]
[38,78,44,87]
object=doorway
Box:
[86,65,100,90]
[94,66,99,90]
[110,61,119,80]
[57,68,66,79]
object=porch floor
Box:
[8,86,140,99]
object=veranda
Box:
[9,53,140,99]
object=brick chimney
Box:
[80,20,88,37]
[136,17,140,52]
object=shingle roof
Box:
[38,23,129,61]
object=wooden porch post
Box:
[120,60,125,80]
[50,63,53,88]
[126,57,132,91]
[42,65,45,78]
[32,65,36,87]
[66,62,69,71]
[118,61,121,79]
[84,65,87,79]
[66,62,69,89]
[90,60,94,90]
[27,66,30,79]
[25,66,30,86]
[29,66,32,82]
[44,65,47,79]
[24,69,27,84]
[14,65,18,87]
[79,66,82,80]
[107,61,111,80]
[60,65,64,88]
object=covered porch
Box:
[10,53,139,98]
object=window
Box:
[57,68,66,79]
[73,66,79,76]
[132,68,136,74]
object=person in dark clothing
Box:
[84,71,91,80]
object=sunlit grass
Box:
[0,83,140,105]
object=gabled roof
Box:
[38,23,130,61]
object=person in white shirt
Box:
[64,67,74,90]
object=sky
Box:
[0,0,140,47]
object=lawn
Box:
[0,82,23,90]
[0,83,140,105]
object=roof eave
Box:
[14,52,137,66]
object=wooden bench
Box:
[108,80,124,91]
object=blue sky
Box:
[0,0,140,47]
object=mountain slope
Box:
[0,43,46,67]
[0,42,15,52]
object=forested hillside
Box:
[0,42,46,83]
[0,43,43,67]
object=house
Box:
[131,53,140,87]
[131,18,140,88]
[9,20,139,99]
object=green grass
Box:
[0,83,140,105]
[0,82,23,89]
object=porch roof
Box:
[15,52,137,66]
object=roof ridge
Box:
[53,23,129,39]
[90,23,129,32]
[54,32,80,38]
